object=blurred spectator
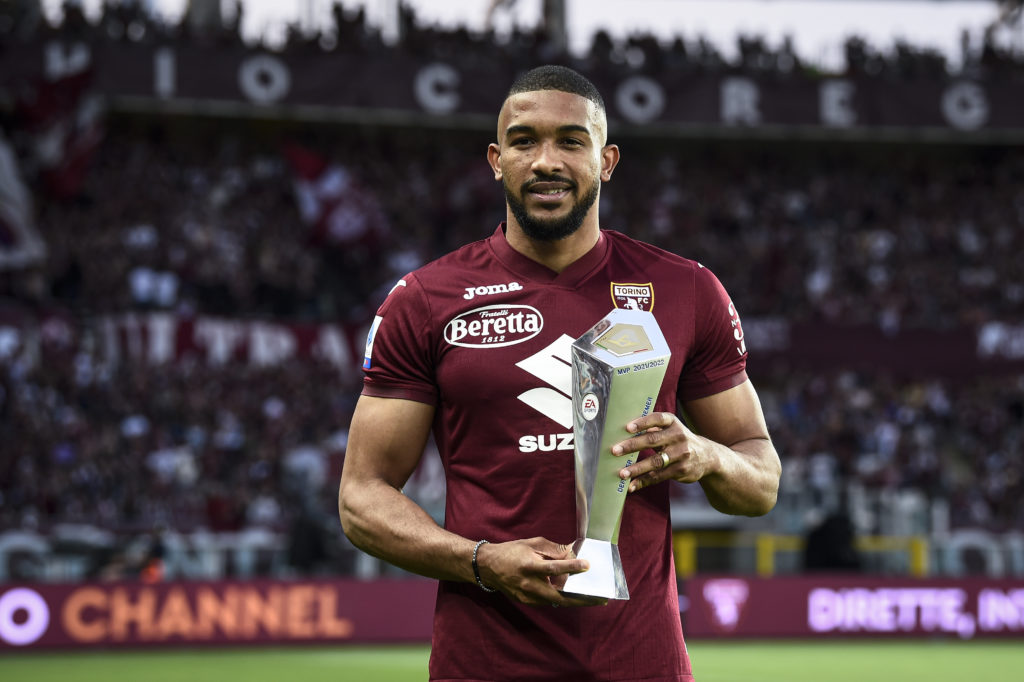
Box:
[803,511,863,573]
[8,122,1021,332]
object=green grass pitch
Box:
[0,640,1021,681]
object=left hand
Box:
[611,412,714,493]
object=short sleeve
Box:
[361,275,439,405]
[676,265,748,402]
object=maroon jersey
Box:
[362,225,747,682]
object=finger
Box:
[625,412,673,435]
[619,451,676,490]
[610,419,668,458]
[542,542,576,561]
[513,574,576,605]
[618,448,669,478]
[535,558,590,577]
[627,468,667,493]
[611,429,664,457]
[526,538,575,561]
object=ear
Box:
[600,144,620,182]
[487,143,502,180]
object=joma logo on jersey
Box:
[444,305,543,348]
[611,282,654,311]
[463,281,523,300]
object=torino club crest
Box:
[610,283,654,312]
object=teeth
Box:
[538,189,564,195]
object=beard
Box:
[504,175,600,242]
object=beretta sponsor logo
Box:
[444,305,543,348]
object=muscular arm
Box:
[339,394,592,604]
[613,379,781,517]
[680,379,781,515]
[338,395,476,581]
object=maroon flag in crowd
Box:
[0,133,46,271]
[17,70,104,200]
[281,143,389,250]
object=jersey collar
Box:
[488,223,609,288]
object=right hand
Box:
[475,537,605,607]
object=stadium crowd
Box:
[2,0,1023,78]
[1,3,1023,579]
[18,125,1024,332]
[2,122,1021,575]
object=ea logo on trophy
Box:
[561,308,671,601]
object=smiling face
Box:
[488,90,619,243]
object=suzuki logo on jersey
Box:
[444,305,543,348]
[463,281,523,300]
[611,282,654,311]
[515,334,574,452]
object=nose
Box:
[530,140,564,176]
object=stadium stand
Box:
[1,3,1022,582]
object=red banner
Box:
[4,307,1024,378]
[97,313,368,379]
[0,578,435,649]
[97,313,1024,379]
[684,576,1024,639]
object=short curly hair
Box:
[506,65,605,114]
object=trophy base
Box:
[560,539,629,601]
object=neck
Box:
[504,219,600,274]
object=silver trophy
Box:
[560,308,671,601]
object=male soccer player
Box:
[339,65,781,682]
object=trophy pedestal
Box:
[561,538,628,601]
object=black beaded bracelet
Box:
[472,539,496,592]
